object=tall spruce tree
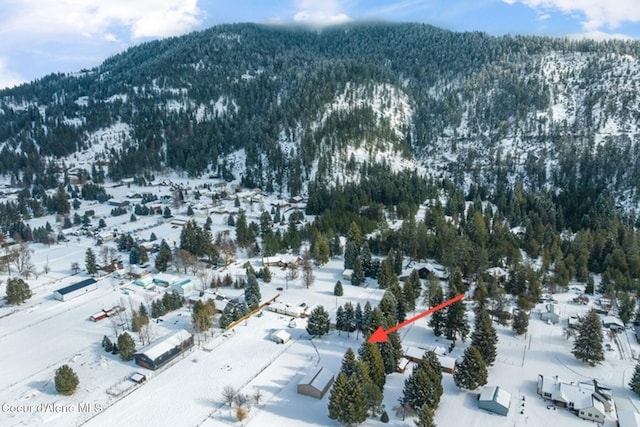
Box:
[85,248,97,275]
[414,403,437,427]
[328,371,350,422]
[512,309,530,336]
[444,270,469,344]
[399,351,443,411]
[471,308,498,367]
[428,284,446,336]
[351,256,365,286]
[341,348,357,377]
[358,342,386,392]
[244,272,261,310]
[453,345,488,390]
[345,370,369,425]
[336,306,346,335]
[117,332,136,361]
[572,308,604,366]
[306,305,330,337]
[155,239,172,272]
[629,362,640,396]
[354,360,383,416]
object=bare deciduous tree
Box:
[252,388,263,405]
[222,385,237,406]
[12,242,33,275]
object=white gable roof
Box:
[479,386,511,409]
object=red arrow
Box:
[367,293,465,343]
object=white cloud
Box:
[292,0,353,26]
[0,0,203,41]
[503,0,640,32]
[0,58,25,90]
[104,33,119,42]
[567,30,633,40]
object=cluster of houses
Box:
[537,375,617,423]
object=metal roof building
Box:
[297,367,335,399]
[134,329,194,371]
[53,278,98,301]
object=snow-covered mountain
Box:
[1,23,640,205]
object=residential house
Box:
[540,304,560,324]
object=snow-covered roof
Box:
[272,329,291,341]
[479,386,511,409]
[404,346,425,360]
[299,367,334,391]
[602,316,624,327]
[153,272,180,286]
[437,354,457,370]
[136,329,193,362]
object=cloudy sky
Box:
[1,0,639,89]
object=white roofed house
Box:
[478,386,511,416]
[297,367,335,399]
[271,329,291,344]
[536,375,617,423]
[168,279,195,297]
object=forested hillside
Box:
[2,22,640,298]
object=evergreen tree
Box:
[354,302,364,338]
[313,233,330,265]
[328,371,349,423]
[244,272,261,310]
[358,342,386,392]
[344,302,355,335]
[379,290,399,325]
[5,278,32,305]
[306,305,330,337]
[399,351,443,411]
[444,270,469,344]
[345,370,369,425]
[341,348,358,376]
[354,360,383,416]
[629,361,640,396]
[155,239,172,273]
[512,309,530,336]
[117,332,136,361]
[351,256,365,286]
[428,284,446,336]
[262,265,272,283]
[85,248,97,275]
[102,335,113,352]
[219,312,231,329]
[403,269,421,312]
[334,280,344,296]
[55,364,79,395]
[473,278,489,310]
[471,308,498,366]
[414,403,437,427]
[336,306,346,335]
[572,308,604,366]
[453,345,488,390]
